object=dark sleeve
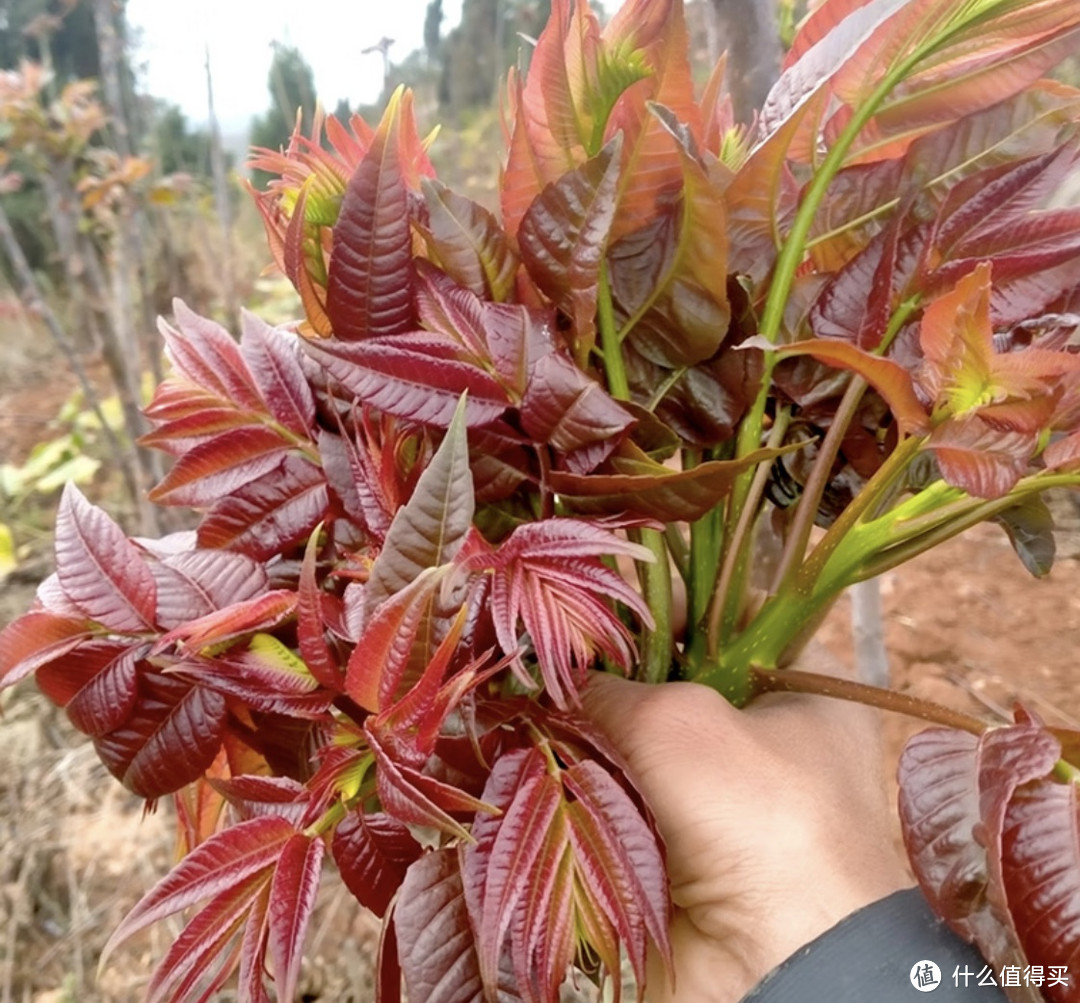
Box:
[738,888,1008,1001]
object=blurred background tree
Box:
[248,42,316,182]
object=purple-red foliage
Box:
[4,0,1080,1000]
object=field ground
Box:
[2,305,1079,1001]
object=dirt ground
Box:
[2,306,1079,1002]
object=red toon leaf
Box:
[147,427,294,507]
[549,440,799,522]
[898,719,1062,974]
[748,336,929,435]
[1000,779,1080,1003]
[39,642,141,738]
[162,300,263,413]
[462,740,670,1002]
[346,569,443,712]
[326,88,416,341]
[54,483,157,632]
[365,395,474,611]
[0,611,93,688]
[332,810,421,918]
[519,352,635,457]
[419,178,519,303]
[196,455,328,561]
[925,419,1038,501]
[302,333,511,429]
[238,311,316,437]
[603,0,700,241]
[267,833,324,1003]
[1045,431,1080,472]
[94,672,228,799]
[518,137,622,354]
[144,889,247,1003]
[563,758,671,967]
[414,262,557,400]
[296,528,343,692]
[237,886,273,1003]
[367,724,491,842]
[156,590,297,655]
[104,815,312,1003]
[395,848,524,1003]
[150,547,268,631]
[103,815,295,960]
[470,519,653,708]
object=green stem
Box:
[689,506,719,620]
[705,406,790,659]
[852,474,1080,583]
[1054,760,1080,785]
[646,365,688,411]
[632,527,674,684]
[696,586,831,703]
[596,259,672,682]
[598,262,630,399]
[304,799,347,839]
[718,50,934,626]
[664,523,690,583]
[797,434,923,592]
[756,58,929,348]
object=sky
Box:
[126,0,468,133]
[125,0,621,136]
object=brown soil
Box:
[2,303,1079,1001]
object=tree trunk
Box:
[0,200,140,518]
[205,47,237,325]
[706,0,784,124]
[91,0,162,534]
[90,0,131,157]
[851,578,890,688]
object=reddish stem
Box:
[750,666,989,736]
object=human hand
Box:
[581,647,912,1003]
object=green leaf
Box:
[365,396,475,611]
[0,522,16,579]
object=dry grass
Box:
[0,685,173,1003]
[0,683,393,1002]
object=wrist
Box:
[647,873,912,1003]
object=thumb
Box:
[579,672,653,746]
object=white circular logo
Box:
[910,960,941,992]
